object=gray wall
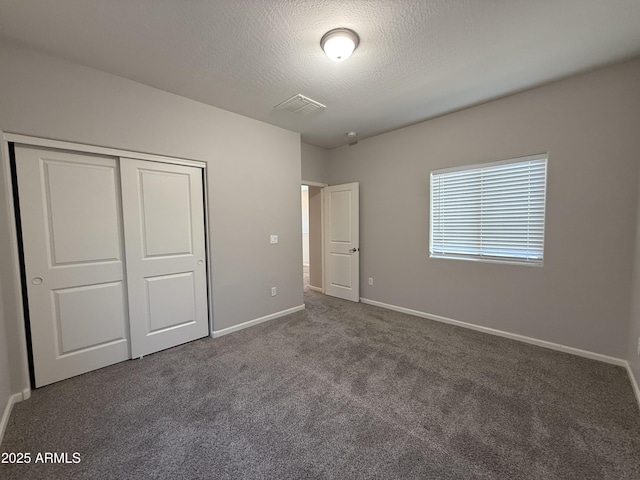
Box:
[301,142,330,184]
[629,169,640,390]
[0,41,303,396]
[329,58,640,359]
[308,186,323,289]
[0,282,12,431]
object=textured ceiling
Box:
[0,1,639,148]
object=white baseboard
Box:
[360,298,626,367]
[0,392,22,446]
[211,304,306,338]
[626,363,640,411]
[308,285,323,293]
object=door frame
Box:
[1,132,213,392]
[301,180,327,294]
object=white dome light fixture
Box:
[321,28,360,62]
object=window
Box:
[430,154,547,265]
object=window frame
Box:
[429,153,548,267]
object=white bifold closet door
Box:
[15,146,208,387]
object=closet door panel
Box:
[15,145,130,387]
[120,159,208,358]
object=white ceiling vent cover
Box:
[275,94,326,115]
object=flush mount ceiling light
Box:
[321,28,360,62]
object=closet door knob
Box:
[31,277,43,285]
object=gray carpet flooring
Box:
[1,289,640,479]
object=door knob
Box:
[31,277,43,285]
[349,248,359,253]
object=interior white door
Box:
[324,182,360,302]
[120,158,209,358]
[15,146,130,387]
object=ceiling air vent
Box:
[274,94,326,115]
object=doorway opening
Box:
[301,183,325,294]
[301,185,310,290]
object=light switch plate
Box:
[270,234,278,244]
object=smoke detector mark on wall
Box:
[274,94,326,115]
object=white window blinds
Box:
[430,154,547,265]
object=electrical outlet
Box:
[270,235,278,244]
[368,277,373,286]
[271,286,277,297]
